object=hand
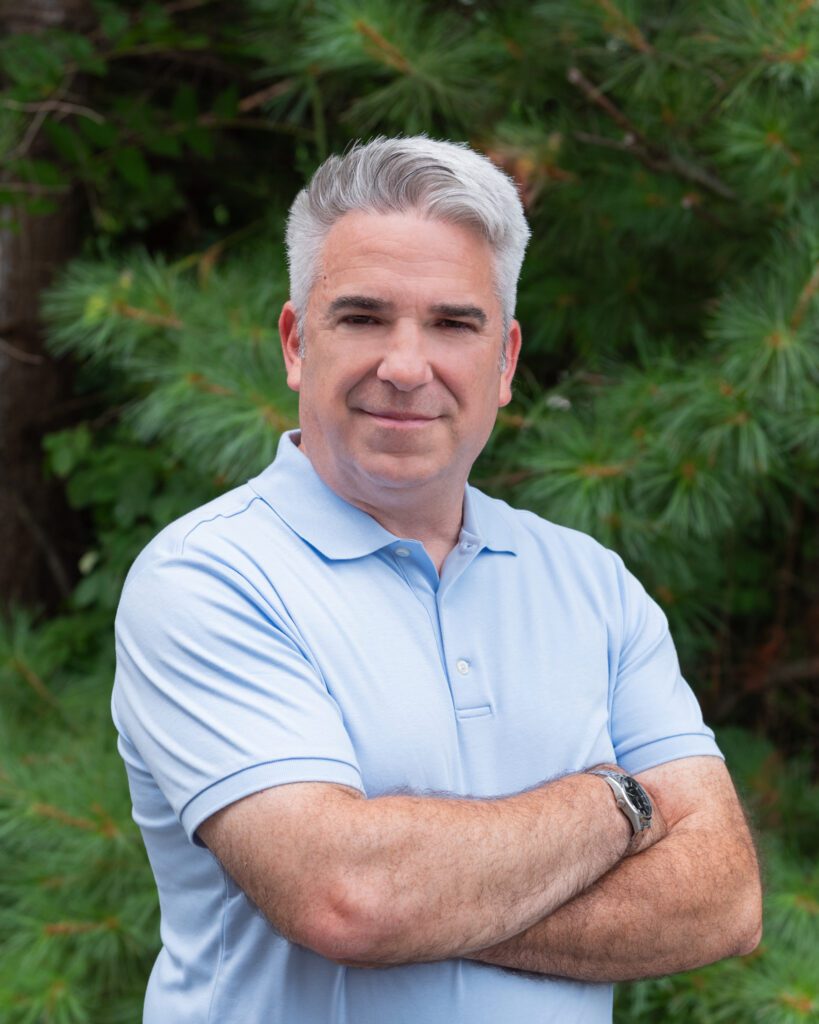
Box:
[465,758,760,981]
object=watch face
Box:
[622,777,652,817]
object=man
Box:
[113,136,762,1023]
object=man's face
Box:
[279,210,521,509]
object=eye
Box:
[341,315,379,326]
[437,319,475,332]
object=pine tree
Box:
[1,1,817,1019]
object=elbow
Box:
[738,920,763,957]
[730,875,764,958]
[295,877,401,964]
[734,902,763,958]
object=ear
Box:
[498,319,522,408]
[279,301,303,392]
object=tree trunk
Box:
[0,0,93,610]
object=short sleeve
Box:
[608,554,723,775]
[113,547,363,842]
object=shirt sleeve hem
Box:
[180,757,364,844]
[616,734,724,777]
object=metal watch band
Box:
[589,769,653,834]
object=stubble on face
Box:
[285,210,517,517]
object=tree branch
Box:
[5,72,77,161]
[567,66,641,136]
[12,495,73,600]
[573,130,635,154]
[9,655,62,710]
[1,98,104,123]
[0,182,71,195]
[593,0,654,55]
[0,337,45,365]
[790,262,819,330]
[238,79,297,113]
[568,67,737,202]
[765,658,819,686]
[164,0,216,13]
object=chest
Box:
[273,549,617,797]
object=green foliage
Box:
[0,0,284,239]
[2,0,818,1019]
[0,610,158,1023]
[616,730,819,1024]
[293,0,502,135]
[487,201,819,650]
[43,243,297,485]
[44,425,219,616]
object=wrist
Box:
[586,766,654,854]
[577,771,633,855]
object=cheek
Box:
[308,336,375,380]
[300,357,369,414]
[448,362,503,406]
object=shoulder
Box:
[467,486,652,628]
[469,485,621,570]
[117,476,306,627]
[123,482,264,586]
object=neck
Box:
[295,435,465,572]
[352,490,464,573]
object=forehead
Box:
[312,210,497,309]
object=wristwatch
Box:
[588,769,653,835]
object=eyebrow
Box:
[326,295,392,317]
[430,303,488,327]
[325,295,488,327]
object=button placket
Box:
[437,546,494,718]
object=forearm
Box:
[201,772,643,965]
[329,772,638,963]
[467,765,762,980]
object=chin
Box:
[356,454,444,489]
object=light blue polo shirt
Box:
[113,430,721,1024]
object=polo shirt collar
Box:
[249,430,517,560]
[462,486,517,556]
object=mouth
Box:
[357,410,440,430]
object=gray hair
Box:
[285,136,530,364]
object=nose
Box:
[376,322,434,391]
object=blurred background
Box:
[1,1,817,1020]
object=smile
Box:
[360,411,439,429]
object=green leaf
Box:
[11,158,67,187]
[0,34,65,91]
[182,126,214,159]
[172,84,198,125]
[212,86,240,119]
[142,132,182,159]
[97,4,131,42]
[140,2,173,37]
[63,32,107,76]
[43,426,92,478]
[19,197,59,216]
[183,34,210,51]
[43,120,91,164]
[76,118,119,149]
[112,146,151,189]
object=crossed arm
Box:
[198,754,762,980]
[466,756,762,980]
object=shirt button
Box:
[456,659,470,676]
[460,541,475,552]
[394,547,410,558]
